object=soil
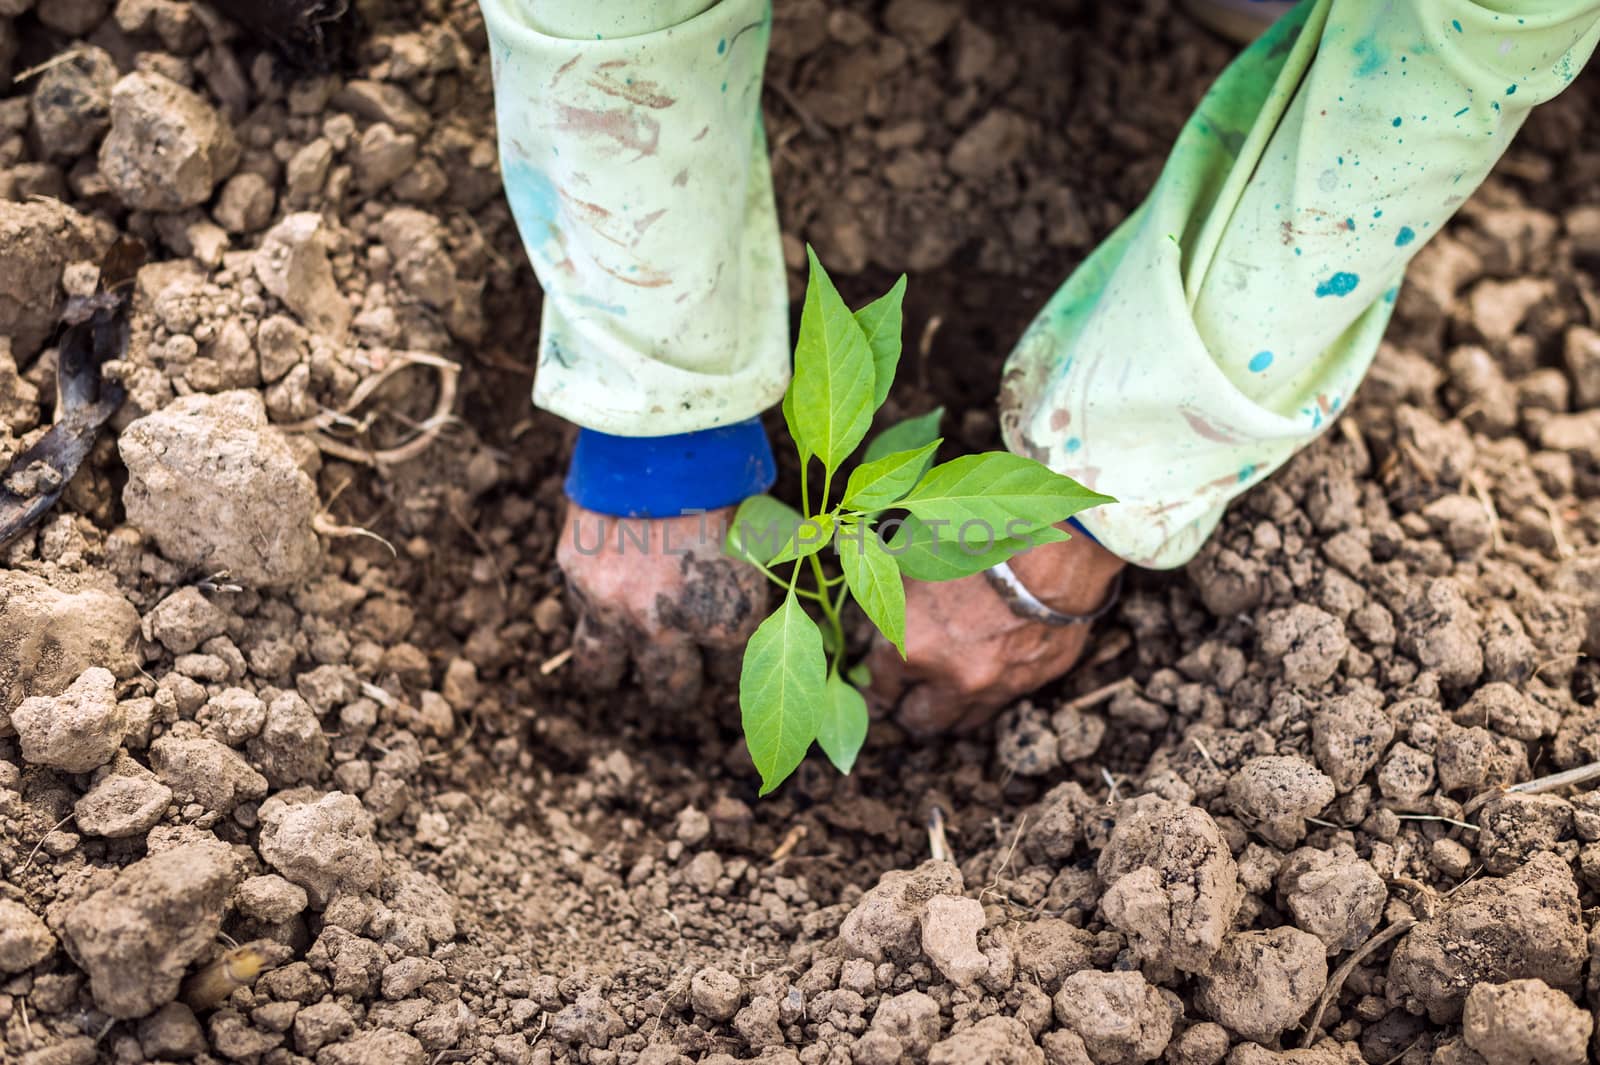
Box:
[2,1,1600,1065]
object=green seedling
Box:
[724,250,1114,795]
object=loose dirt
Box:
[3,1,1600,1064]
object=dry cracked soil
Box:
[4,1,1600,1064]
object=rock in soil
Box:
[1225,755,1337,848]
[1275,846,1387,954]
[1098,796,1242,976]
[254,212,352,336]
[9,666,123,772]
[118,390,321,588]
[137,1002,206,1059]
[1052,969,1174,1065]
[1195,926,1328,1044]
[29,46,116,160]
[1310,692,1394,793]
[839,859,962,963]
[0,572,139,712]
[1387,852,1586,1021]
[148,732,269,812]
[919,893,987,986]
[927,1014,1042,1065]
[257,791,383,907]
[98,72,240,212]
[1475,793,1575,874]
[0,897,56,973]
[1460,978,1592,1065]
[59,837,239,1018]
[73,755,173,837]
[141,586,230,654]
[0,198,105,359]
[688,966,743,1023]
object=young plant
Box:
[726,250,1113,794]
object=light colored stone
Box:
[0,898,56,973]
[119,390,321,588]
[253,212,350,336]
[74,769,172,838]
[60,838,239,1018]
[98,72,238,211]
[11,667,124,772]
[258,791,383,907]
[919,895,987,987]
[0,199,104,358]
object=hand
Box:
[866,530,1125,734]
[556,502,770,710]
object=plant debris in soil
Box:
[0,236,140,547]
[2,2,1600,1065]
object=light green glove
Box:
[1001,0,1600,568]
[478,0,789,436]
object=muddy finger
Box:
[635,633,704,712]
[570,612,629,691]
[660,553,770,646]
[702,645,744,689]
[863,634,913,713]
[893,680,976,738]
[952,687,1022,734]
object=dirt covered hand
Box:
[867,530,1124,734]
[557,502,770,710]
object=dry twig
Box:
[539,648,573,675]
[313,512,397,556]
[311,476,397,556]
[1084,629,1133,668]
[1540,495,1574,558]
[765,81,825,141]
[918,315,944,359]
[1395,814,1478,831]
[12,47,85,83]
[1064,676,1135,713]
[1464,757,1600,815]
[284,350,460,466]
[1466,470,1504,552]
[979,815,1026,905]
[1380,1037,1424,1065]
[926,805,951,864]
[770,824,808,862]
[20,813,74,877]
[1300,918,1416,1048]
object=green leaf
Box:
[845,661,872,688]
[862,407,943,465]
[791,249,875,473]
[854,275,906,410]
[837,517,907,655]
[841,439,942,513]
[888,517,1073,582]
[900,453,1114,536]
[817,671,869,774]
[725,495,804,566]
[740,592,827,795]
[768,513,837,565]
[782,387,809,464]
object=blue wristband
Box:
[565,417,776,519]
[1066,516,1098,544]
